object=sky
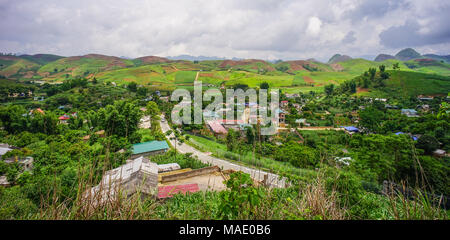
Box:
[1,0,449,62]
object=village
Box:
[2,91,448,195]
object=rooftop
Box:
[132,140,170,155]
[0,144,13,156]
[343,126,359,132]
[207,121,228,134]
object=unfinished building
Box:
[84,156,158,206]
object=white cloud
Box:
[306,17,322,37]
[0,0,448,62]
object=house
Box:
[1,149,34,174]
[295,118,310,127]
[207,120,228,136]
[58,114,70,124]
[95,130,105,137]
[395,132,418,141]
[0,176,10,187]
[82,135,90,142]
[417,95,434,101]
[285,93,299,99]
[335,157,352,166]
[293,103,302,111]
[33,96,45,101]
[0,143,13,158]
[280,100,288,108]
[343,126,360,135]
[276,109,286,126]
[20,157,34,171]
[131,140,170,159]
[433,149,446,158]
[385,104,399,109]
[139,115,151,129]
[84,156,158,205]
[25,108,45,117]
[401,109,419,117]
[417,104,430,112]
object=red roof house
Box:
[207,120,228,134]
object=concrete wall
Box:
[130,149,168,159]
[161,166,220,183]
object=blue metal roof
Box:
[343,126,359,132]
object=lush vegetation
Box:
[0,50,449,220]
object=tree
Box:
[324,84,335,96]
[226,129,239,151]
[146,101,161,131]
[96,100,142,139]
[245,126,255,145]
[137,86,148,97]
[218,171,264,219]
[260,82,270,90]
[274,142,317,168]
[379,65,385,72]
[368,68,376,81]
[380,71,389,80]
[275,65,289,72]
[359,107,384,132]
[0,105,28,134]
[416,135,439,155]
[128,82,137,92]
[393,62,400,70]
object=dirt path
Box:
[195,71,199,82]
[159,116,287,188]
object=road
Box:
[278,127,344,131]
[159,116,287,188]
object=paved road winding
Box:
[159,116,287,188]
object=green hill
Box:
[1,51,449,96]
[37,54,134,82]
[423,54,450,63]
[356,70,450,98]
[0,55,40,78]
[19,54,64,65]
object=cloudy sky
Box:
[1,0,449,62]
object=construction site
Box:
[83,156,257,205]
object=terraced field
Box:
[2,51,449,95]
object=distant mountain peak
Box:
[167,55,227,61]
[328,54,352,64]
[374,54,396,62]
[395,48,422,61]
